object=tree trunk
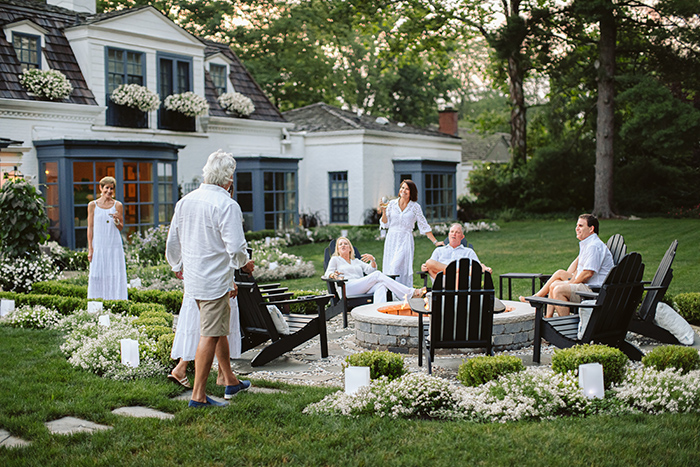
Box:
[593,5,616,218]
[508,54,527,166]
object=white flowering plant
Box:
[249,238,315,281]
[305,364,700,422]
[19,68,73,100]
[125,225,170,267]
[430,221,500,237]
[0,253,61,293]
[163,91,209,117]
[58,308,165,380]
[218,91,255,116]
[110,83,161,112]
[0,304,61,330]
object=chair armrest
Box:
[644,285,667,291]
[261,287,288,295]
[261,294,334,315]
[524,295,602,310]
[408,297,431,315]
[259,283,282,290]
[386,274,399,280]
[576,291,599,300]
[264,292,294,301]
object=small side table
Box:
[499,273,544,300]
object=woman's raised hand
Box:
[360,253,374,263]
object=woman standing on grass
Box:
[379,179,442,289]
[87,176,128,300]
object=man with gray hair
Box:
[166,150,254,408]
[421,223,492,279]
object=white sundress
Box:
[381,199,432,288]
[87,203,128,300]
[170,293,242,361]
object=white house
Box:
[284,103,464,225]
[0,0,294,247]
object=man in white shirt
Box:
[166,150,254,408]
[520,213,614,318]
[421,223,492,280]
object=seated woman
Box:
[324,237,425,303]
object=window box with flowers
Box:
[108,84,161,128]
[19,69,73,101]
[218,91,255,118]
[160,92,209,132]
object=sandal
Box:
[167,373,191,389]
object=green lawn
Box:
[283,218,700,298]
[2,326,700,466]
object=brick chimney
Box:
[438,108,458,136]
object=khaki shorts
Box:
[196,293,230,337]
[568,283,592,303]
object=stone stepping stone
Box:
[45,416,112,435]
[112,407,175,420]
[0,428,30,448]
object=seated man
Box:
[421,223,492,280]
[520,213,614,318]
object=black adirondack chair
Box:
[525,252,646,363]
[417,238,474,289]
[235,279,333,367]
[409,258,495,374]
[322,239,392,328]
[606,233,627,266]
[628,240,681,344]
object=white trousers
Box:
[344,271,414,303]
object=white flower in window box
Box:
[163,91,209,117]
[19,69,73,101]
[217,91,255,117]
[110,84,161,112]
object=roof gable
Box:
[72,6,203,48]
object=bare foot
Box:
[412,287,427,298]
[519,296,528,303]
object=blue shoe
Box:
[224,380,251,399]
[188,395,229,408]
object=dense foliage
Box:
[0,179,49,257]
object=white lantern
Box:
[98,315,111,327]
[579,362,605,399]
[345,366,370,395]
[0,299,16,317]
[87,301,103,314]
[129,278,142,288]
[341,229,349,238]
[120,338,140,367]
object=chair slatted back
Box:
[430,258,494,348]
[638,240,678,321]
[606,234,627,266]
[581,252,645,343]
[236,281,281,340]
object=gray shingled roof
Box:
[283,102,459,139]
[460,130,511,163]
[203,39,285,122]
[0,1,285,122]
[0,0,96,104]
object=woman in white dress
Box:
[87,176,128,300]
[324,237,425,304]
[167,294,242,388]
[380,179,442,288]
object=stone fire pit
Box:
[351,299,536,354]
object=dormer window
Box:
[12,32,41,70]
[210,63,227,96]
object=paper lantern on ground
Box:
[579,363,605,399]
[87,301,103,314]
[129,278,142,288]
[120,338,140,367]
[98,315,111,327]
[0,299,15,317]
[345,366,370,395]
